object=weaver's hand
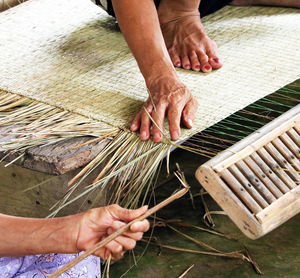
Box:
[75,205,149,261]
[130,76,198,142]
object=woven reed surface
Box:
[0,0,299,139]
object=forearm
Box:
[0,213,80,256]
[111,0,177,85]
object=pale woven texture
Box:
[0,0,299,139]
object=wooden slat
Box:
[272,137,300,172]
[196,166,261,239]
[250,152,290,194]
[258,147,297,189]
[221,169,263,214]
[265,142,300,184]
[287,128,300,148]
[280,133,300,159]
[229,164,270,207]
[242,157,280,200]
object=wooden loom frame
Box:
[196,104,300,239]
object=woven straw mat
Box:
[0,0,299,140]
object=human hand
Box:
[75,205,149,261]
[130,75,198,142]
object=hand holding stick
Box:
[50,176,189,278]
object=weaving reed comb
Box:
[196,104,300,239]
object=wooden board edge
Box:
[256,186,300,234]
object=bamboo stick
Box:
[265,142,300,183]
[235,161,276,204]
[49,185,189,278]
[241,157,279,201]
[280,133,300,159]
[257,147,296,189]
[272,137,300,172]
[250,152,290,194]
[287,128,300,148]
[221,169,262,213]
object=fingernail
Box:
[140,131,147,139]
[213,58,220,63]
[204,65,211,71]
[195,65,200,69]
[175,62,181,67]
[142,205,148,210]
[188,119,193,128]
[184,64,191,69]
[172,131,180,140]
[153,133,161,142]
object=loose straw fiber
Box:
[0,0,299,139]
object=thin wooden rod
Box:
[236,160,277,203]
[287,128,300,148]
[221,169,262,214]
[272,137,300,172]
[229,163,270,207]
[280,133,300,159]
[49,185,189,278]
[265,142,300,184]
[257,147,296,190]
[250,152,290,194]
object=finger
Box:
[111,251,125,262]
[130,112,141,132]
[94,248,107,260]
[108,204,148,222]
[114,235,136,251]
[181,56,191,70]
[182,97,199,128]
[140,112,151,141]
[167,103,184,141]
[151,102,167,143]
[107,226,144,241]
[105,240,123,257]
[130,219,150,233]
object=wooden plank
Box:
[195,166,261,239]
[0,126,110,175]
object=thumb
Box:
[109,205,148,222]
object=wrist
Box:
[21,214,82,255]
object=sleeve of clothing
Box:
[0,253,101,278]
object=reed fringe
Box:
[0,91,169,214]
